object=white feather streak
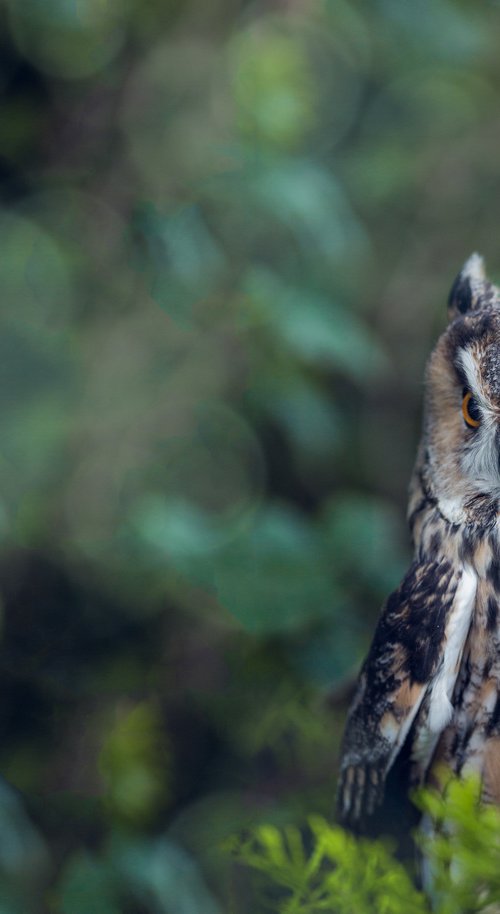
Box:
[427,565,476,733]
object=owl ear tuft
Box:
[447,253,500,321]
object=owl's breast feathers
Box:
[337,478,500,828]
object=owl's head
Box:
[423,254,500,524]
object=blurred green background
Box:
[0,0,500,910]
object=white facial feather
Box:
[458,347,481,401]
[458,347,500,494]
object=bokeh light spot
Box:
[0,211,74,333]
[7,0,127,79]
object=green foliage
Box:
[227,816,427,914]
[415,775,500,914]
[228,778,500,914]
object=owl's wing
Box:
[337,556,468,828]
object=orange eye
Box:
[462,391,481,428]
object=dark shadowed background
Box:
[0,0,500,910]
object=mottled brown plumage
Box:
[337,254,500,829]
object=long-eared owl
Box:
[337,254,500,828]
